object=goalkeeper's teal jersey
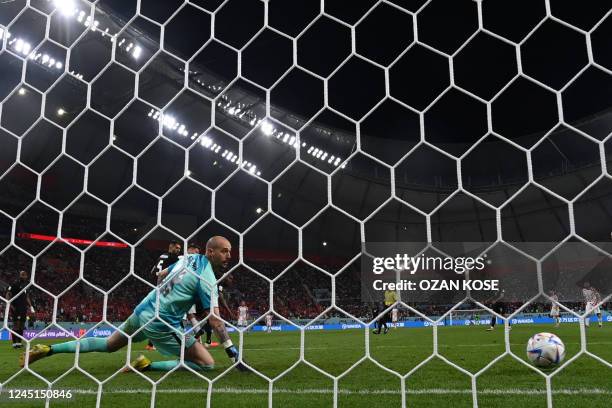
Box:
[134,254,218,326]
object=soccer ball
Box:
[526,332,565,367]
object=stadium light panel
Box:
[162,115,176,129]
[261,121,274,136]
[57,108,66,116]
[132,46,142,59]
[54,0,77,17]
[18,88,26,96]
[21,41,31,56]
[200,136,213,148]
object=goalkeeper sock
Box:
[149,360,214,371]
[223,340,239,360]
[51,338,108,354]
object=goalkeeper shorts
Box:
[119,311,197,357]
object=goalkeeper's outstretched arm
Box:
[209,307,231,343]
[209,307,248,371]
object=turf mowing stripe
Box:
[3,388,610,396]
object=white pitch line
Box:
[4,388,610,396]
[231,341,612,352]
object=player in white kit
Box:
[582,282,602,328]
[265,314,273,333]
[391,307,398,329]
[237,301,249,330]
[549,290,560,327]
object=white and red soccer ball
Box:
[526,332,566,367]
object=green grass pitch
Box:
[0,324,610,407]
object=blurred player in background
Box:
[146,240,182,351]
[549,290,561,327]
[200,270,233,348]
[373,289,395,335]
[582,282,603,328]
[265,313,273,333]
[152,240,182,284]
[22,236,248,372]
[486,289,511,331]
[237,301,248,330]
[375,289,397,334]
[391,306,398,329]
[5,270,35,349]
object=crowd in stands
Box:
[0,210,609,327]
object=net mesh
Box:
[0,0,611,407]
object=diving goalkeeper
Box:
[20,236,245,373]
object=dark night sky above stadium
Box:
[0,0,612,263]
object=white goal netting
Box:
[0,0,611,407]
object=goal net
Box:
[0,0,611,407]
